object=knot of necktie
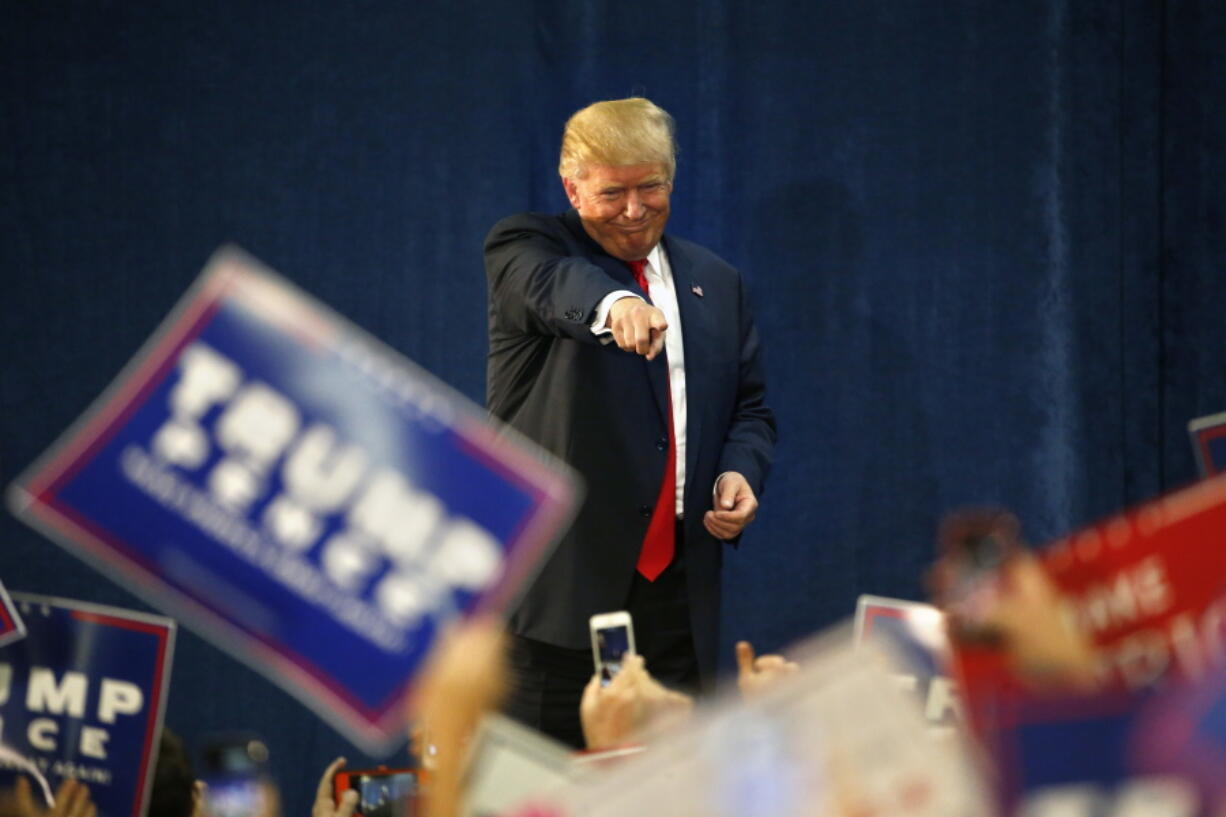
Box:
[626,258,650,293]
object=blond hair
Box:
[558,97,676,181]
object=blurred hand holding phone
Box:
[930,509,1022,644]
[589,611,635,685]
[332,768,420,817]
[931,509,1098,692]
[200,735,279,817]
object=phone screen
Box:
[200,736,271,817]
[596,624,631,683]
[204,743,264,776]
[949,531,1009,620]
[353,773,417,817]
[204,779,266,817]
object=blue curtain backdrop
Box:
[2,0,1224,810]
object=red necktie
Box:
[627,258,675,581]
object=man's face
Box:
[563,163,672,261]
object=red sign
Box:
[1039,475,1226,690]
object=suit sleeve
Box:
[484,214,626,342]
[716,273,777,498]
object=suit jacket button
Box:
[655,438,667,451]
[639,505,653,518]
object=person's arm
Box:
[485,215,670,359]
[707,275,777,542]
[410,618,507,817]
[484,216,628,342]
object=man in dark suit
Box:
[484,97,776,747]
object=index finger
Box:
[646,329,666,360]
[317,757,347,801]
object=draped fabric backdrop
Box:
[2,0,1224,809]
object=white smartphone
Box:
[589,610,635,685]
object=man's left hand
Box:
[704,472,758,540]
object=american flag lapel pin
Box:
[691,283,704,298]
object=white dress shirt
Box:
[590,243,687,516]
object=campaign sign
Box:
[950,477,1226,815]
[969,675,1226,815]
[978,689,1209,816]
[7,248,579,753]
[853,595,960,726]
[1039,473,1226,691]
[461,713,575,817]
[0,593,174,817]
[1189,412,1226,477]
[0,579,25,648]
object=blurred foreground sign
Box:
[7,248,578,753]
[511,630,988,817]
[0,579,25,648]
[1040,473,1226,691]
[854,595,959,726]
[1189,411,1226,477]
[951,476,1226,815]
[0,594,174,817]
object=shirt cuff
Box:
[590,290,642,343]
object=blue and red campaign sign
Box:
[0,594,174,817]
[854,595,960,726]
[952,475,1226,815]
[7,248,579,753]
[1189,412,1226,477]
[0,579,25,648]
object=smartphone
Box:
[589,610,635,685]
[935,509,1021,642]
[333,768,419,817]
[199,734,271,817]
[201,734,269,777]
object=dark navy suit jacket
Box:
[484,209,776,681]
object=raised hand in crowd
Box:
[410,617,508,817]
[928,508,1097,691]
[0,778,96,817]
[735,640,799,699]
[579,653,693,751]
[310,758,357,817]
[975,552,1098,689]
